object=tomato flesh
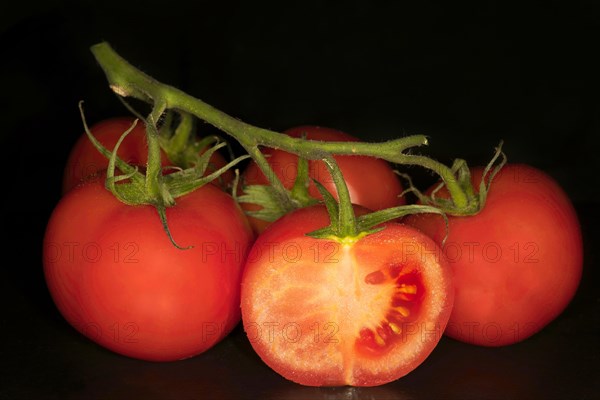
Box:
[241,206,453,386]
[405,164,583,346]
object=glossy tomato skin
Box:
[43,180,254,361]
[62,117,231,193]
[405,164,583,346]
[240,206,454,387]
[241,126,405,232]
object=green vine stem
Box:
[321,156,357,238]
[289,154,317,207]
[308,156,450,244]
[78,101,250,248]
[90,42,477,214]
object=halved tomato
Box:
[240,206,454,386]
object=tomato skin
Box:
[405,164,583,346]
[62,117,231,193]
[241,126,405,232]
[43,180,254,361]
[240,205,454,387]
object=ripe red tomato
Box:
[62,117,232,193]
[404,164,583,346]
[240,205,454,386]
[240,126,405,232]
[43,180,254,361]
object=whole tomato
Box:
[62,117,232,193]
[240,125,405,232]
[43,179,254,361]
[241,205,454,386]
[405,164,583,346]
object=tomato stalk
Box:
[322,156,358,238]
[117,99,227,173]
[159,111,214,169]
[307,154,450,243]
[289,155,318,207]
[236,132,320,224]
[90,42,484,216]
[78,101,250,248]
[398,143,507,216]
[164,112,194,160]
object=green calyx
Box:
[235,184,296,223]
[306,156,450,245]
[78,102,248,249]
[235,137,319,223]
[399,141,507,216]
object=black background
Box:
[1,1,598,399]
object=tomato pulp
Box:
[405,164,583,346]
[43,180,254,361]
[241,126,405,232]
[240,206,454,386]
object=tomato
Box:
[241,126,405,232]
[62,117,232,193]
[43,179,254,361]
[240,205,454,386]
[404,164,583,346]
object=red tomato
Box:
[241,126,405,232]
[404,164,583,346]
[240,206,454,386]
[62,117,232,193]
[43,180,254,361]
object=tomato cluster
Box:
[43,112,582,385]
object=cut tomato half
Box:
[240,206,454,387]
